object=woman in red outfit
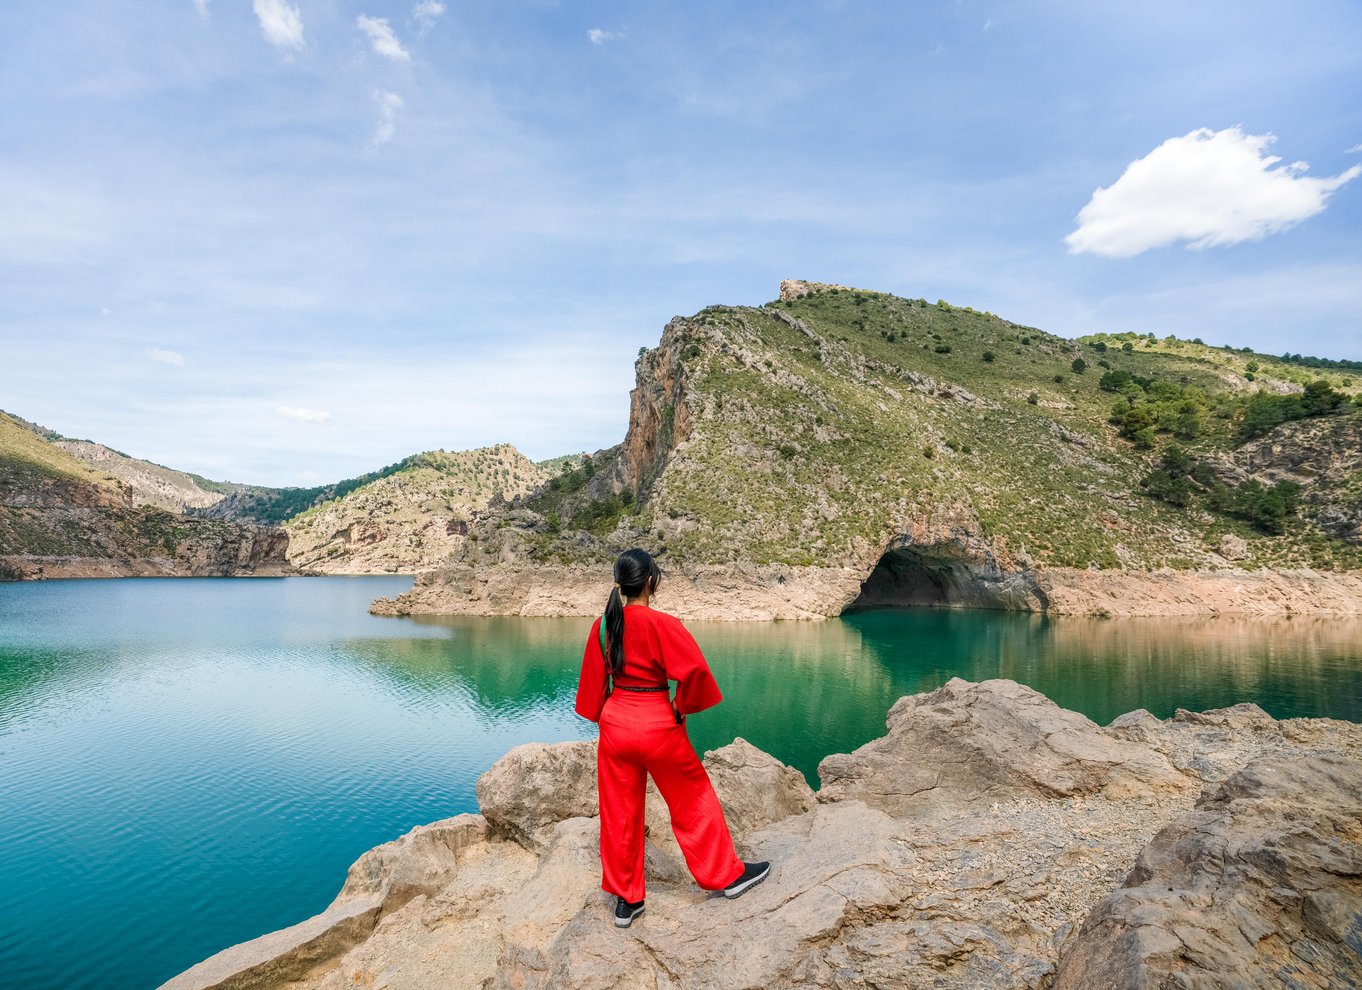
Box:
[575,548,770,928]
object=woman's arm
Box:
[574,617,608,722]
[657,616,723,715]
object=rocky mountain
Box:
[160,677,1362,990]
[53,439,228,513]
[0,408,560,578]
[374,280,1362,620]
[281,445,550,574]
[0,411,292,580]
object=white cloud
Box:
[357,15,410,61]
[373,90,403,146]
[253,0,305,51]
[1067,126,1362,258]
[587,28,620,45]
[277,405,331,424]
[193,0,210,20]
[147,347,184,365]
[412,1,445,35]
[1348,143,1362,154]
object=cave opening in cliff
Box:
[846,547,964,610]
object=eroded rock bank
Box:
[370,559,1362,620]
[160,679,1362,990]
[0,525,295,581]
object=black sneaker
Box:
[614,896,645,928]
[723,861,770,899]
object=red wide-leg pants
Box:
[597,691,744,902]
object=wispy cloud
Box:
[1067,126,1362,258]
[253,0,305,51]
[983,17,996,31]
[146,347,184,366]
[373,90,403,145]
[587,28,621,45]
[357,15,410,61]
[277,405,331,424]
[412,1,445,36]
[192,0,209,20]
[1348,143,1362,154]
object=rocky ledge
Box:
[160,679,1362,990]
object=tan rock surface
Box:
[817,677,1189,816]
[285,445,548,576]
[1053,755,1362,990]
[370,561,869,621]
[373,559,1362,621]
[1038,565,1362,616]
[160,680,1362,990]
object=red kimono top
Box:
[574,605,724,722]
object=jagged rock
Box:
[1053,756,1362,989]
[817,678,1188,818]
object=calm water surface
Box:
[1,575,1360,990]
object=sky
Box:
[2,0,1360,487]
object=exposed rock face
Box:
[54,440,226,513]
[778,278,866,300]
[1038,565,1362,616]
[1,507,295,580]
[284,445,548,575]
[160,680,1362,990]
[1053,755,1362,990]
[371,559,868,620]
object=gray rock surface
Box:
[1053,755,1362,990]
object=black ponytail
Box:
[603,547,662,676]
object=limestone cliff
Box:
[374,283,1362,620]
[159,679,1362,990]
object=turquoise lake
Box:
[2,574,1360,990]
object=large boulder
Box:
[475,740,599,851]
[817,678,1188,817]
[1052,755,1362,990]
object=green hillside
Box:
[498,284,1361,574]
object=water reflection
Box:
[1,577,1360,990]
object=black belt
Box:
[614,684,669,693]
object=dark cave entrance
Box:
[845,547,967,611]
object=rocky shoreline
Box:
[369,561,1362,620]
[160,678,1362,990]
